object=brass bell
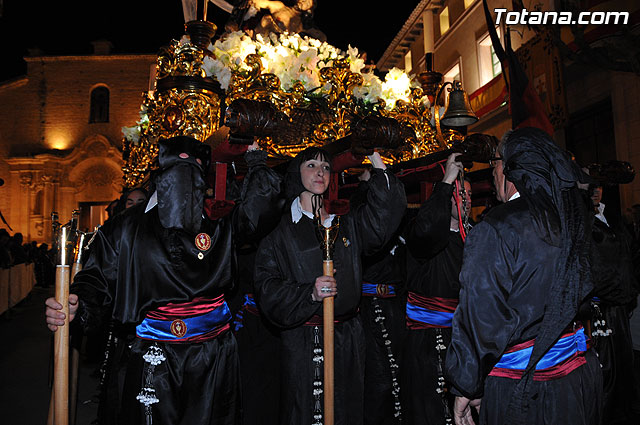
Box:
[441,81,479,127]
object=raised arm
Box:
[351,152,407,255]
[406,182,454,258]
[406,153,461,258]
[233,146,284,244]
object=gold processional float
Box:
[119,9,495,192]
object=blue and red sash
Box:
[362,282,397,298]
[406,292,458,329]
[232,294,260,332]
[489,326,588,381]
[240,293,259,316]
[136,295,231,343]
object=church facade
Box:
[0,46,156,243]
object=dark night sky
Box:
[0,1,419,82]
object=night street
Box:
[0,286,99,425]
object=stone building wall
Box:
[0,53,156,242]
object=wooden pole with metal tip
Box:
[315,217,339,425]
[53,224,72,425]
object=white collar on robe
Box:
[508,192,521,202]
[145,190,158,213]
[291,196,335,227]
[595,202,609,227]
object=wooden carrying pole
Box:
[54,264,70,425]
[322,260,335,425]
[315,217,339,425]
[47,214,59,425]
[53,225,73,425]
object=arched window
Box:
[89,86,110,123]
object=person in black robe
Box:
[350,169,408,425]
[402,153,470,425]
[585,184,638,424]
[45,136,282,425]
[254,147,406,425]
[97,186,149,425]
[231,242,282,425]
[446,128,602,425]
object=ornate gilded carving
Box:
[311,58,363,145]
[122,36,224,188]
[122,133,159,188]
[226,54,308,116]
[144,88,222,142]
[156,39,208,79]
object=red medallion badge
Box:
[195,233,212,251]
[170,319,187,338]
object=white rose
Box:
[122,125,140,143]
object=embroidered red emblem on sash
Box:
[170,319,187,338]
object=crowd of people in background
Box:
[0,228,56,288]
[0,187,152,289]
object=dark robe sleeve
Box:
[233,149,284,245]
[445,220,518,399]
[590,219,639,305]
[254,231,322,328]
[406,182,454,258]
[351,168,407,256]
[70,223,121,333]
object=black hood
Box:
[500,127,593,424]
[155,136,211,234]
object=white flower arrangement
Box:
[202,31,418,110]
